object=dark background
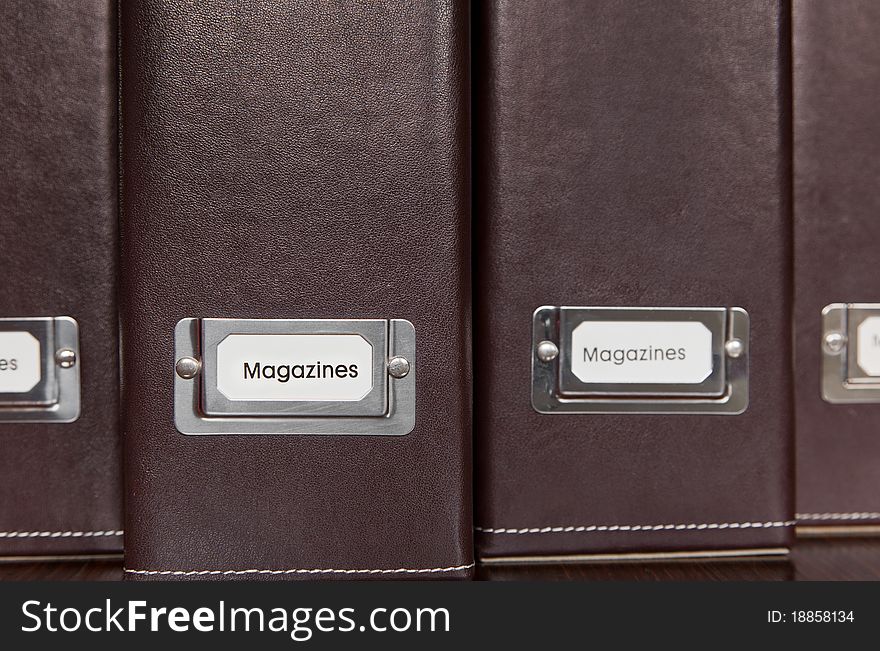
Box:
[1,535,879,580]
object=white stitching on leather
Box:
[0,530,123,539]
[124,563,475,576]
[475,520,796,535]
[796,512,880,521]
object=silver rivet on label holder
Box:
[175,356,202,380]
[823,331,846,355]
[724,338,744,359]
[55,348,77,368]
[387,356,410,379]
[535,340,559,362]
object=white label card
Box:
[0,331,42,393]
[857,316,880,377]
[216,333,373,401]
[570,321,713,384]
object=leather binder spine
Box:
[120,0,472,578]
[474,0,793,559]
[793,0,880,533]
[0,0,122,557]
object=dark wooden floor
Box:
[478,536,880,581]
[1,536,879,580]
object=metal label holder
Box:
[0,316,80,423]
[531,306,749,415]
[821,303,880,403]
[174,318,416,435]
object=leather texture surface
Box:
[120,0,472,579]
[794,0,880,528]
[0,0,122,555]
[474,0,794,558]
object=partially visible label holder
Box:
[174,318,416,436]
[531,306,749,415]
[821,303,880,404]
[0,317,80,423]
